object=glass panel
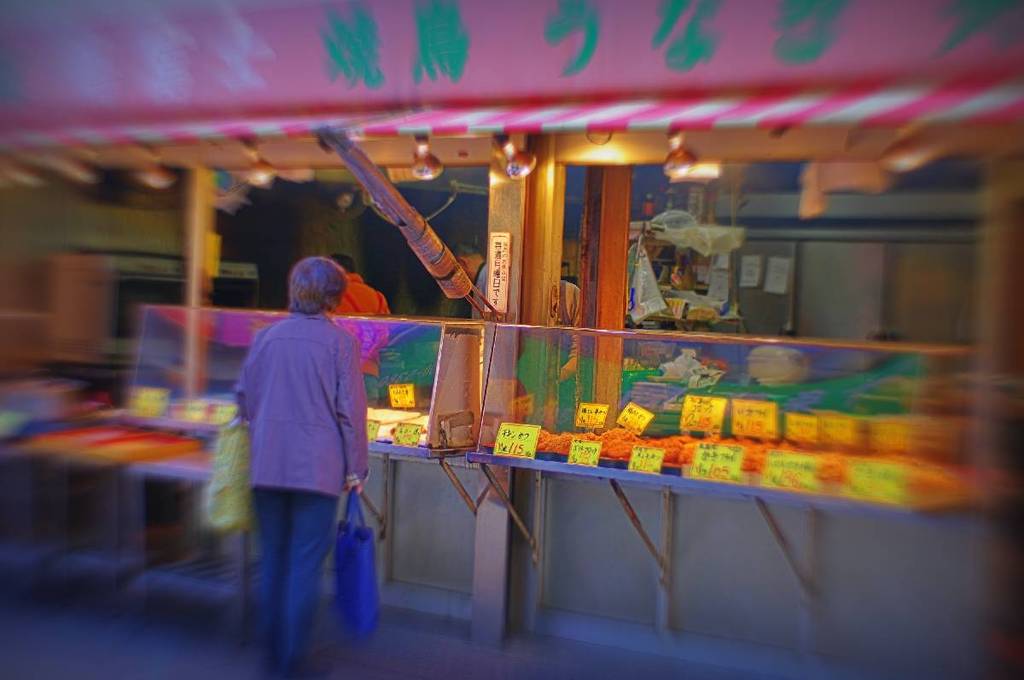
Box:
[481,324,973,509]
[129,306,483,450]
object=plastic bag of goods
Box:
[628,233,668,323]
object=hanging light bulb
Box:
[495,134,536,180]
[246,158,276,187]
[243,139,277,187]
[663,131,698,179]
[41,154,100,184]
[135,165,177,190]
[133,145,177,189]
[879,135,939,173]
[2,160,45,187]
[411,135,443,181]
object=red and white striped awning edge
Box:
[1,81,1022,151]
[353,81,1024,137]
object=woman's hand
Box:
[343,479,363,494]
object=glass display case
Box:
[126,306,484,455]
[476,324,974,509]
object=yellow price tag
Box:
[680,395,728,433]
[181,400,210,423]
[392,423,423,447]
[367,420,381,441]
[616,402,655,435]
[785,412,819,445]
[690,443,745,483]
[493,423,540,458]
[869,418,911,455]
[819,412,863,448]
[388,383,417,409]
[575,402,610,429]
[628,446,665,474]
[844,459,909,505]
[567,440,602,467]
[209,403,238,426]
[762,450,821,493]
[129,387,169,418]
[731,399,779,439]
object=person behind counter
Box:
[236,256,369,677]
[331,253,391,316]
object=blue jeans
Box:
[253,488,338,674]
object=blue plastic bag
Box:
[334,491,379,637]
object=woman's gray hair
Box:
[288,256,348,315]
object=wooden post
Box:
[520,135,565,326]
[579,166,632,330]
[579,166,632,407]
[980,160,1024,678]
[183,168,213,398]
[471,156,528,646]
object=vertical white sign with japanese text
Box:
[487,231,511,314]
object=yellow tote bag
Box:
[204,420,252,533]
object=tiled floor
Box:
[0,591,786,680]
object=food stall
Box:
[1,0,1022,676]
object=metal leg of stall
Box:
[755,499,819,666]
[608,480,670,588]
[479,463,539,564]
[438,457,479,516]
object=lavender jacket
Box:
[235,314,369,497]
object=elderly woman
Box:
[236,256,368,677]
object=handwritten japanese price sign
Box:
[731,399,779,439]
[762,450,821,493]
[616,402,655,435]
[680,395,728,433]
[209,403,238,426]
[388,383,417,409]
[843,459,909,505]
[367,420,381,441]
[493,423,540,459]
[819,412,862,448]
[575,402,609,429]
[181,400,210,423]
[869,418,912,455]
[690,443,745,483]
[628,446,665,474]
[785,412,820,445]
[129,387,169,418]
[393,423,423,447]
[568,440,602,467]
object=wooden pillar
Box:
[183,168,214,398]
[471,158,528,646]
[579,166,631,407]
[579,166,631,330]
[980,160,1024,678]
[520,135,565,326]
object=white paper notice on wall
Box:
[706,269,731,302]
[739,255,762,288]
[712,253,731,270]
[763,257,792,295]
[487,232,512,314]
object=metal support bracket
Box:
[609,479,669,587]
[755,498,815,598]
[439,457,479,516]
[360,493,387,541]
[479,463,539,564]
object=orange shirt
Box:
[336,273,390,316]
